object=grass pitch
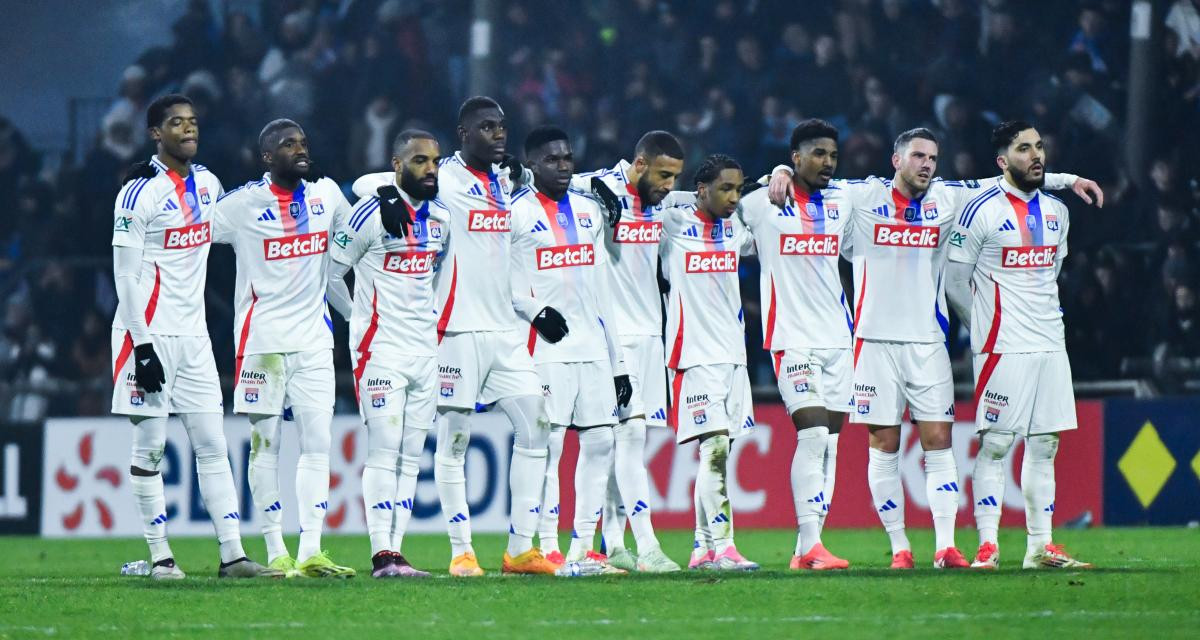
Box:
[1,528,1196,639]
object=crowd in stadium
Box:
[2,0,1199,419]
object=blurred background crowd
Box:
[2,0,1198,418]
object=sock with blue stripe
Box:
[974,430,1015,546]
[566,426,614,562]
[868,447,910,554]
[183,412,245,564]
[248,414,288,562]
[362,442,399,557]
[924,447,960,551]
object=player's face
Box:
[152,103,199,161]
[792,138,838,191]
[395,137,440,201]
[529,139,574,197]
[698,168,744,218]
[459,108,507,164]
[893,138,938,193]
[999,128,1045,191]
[635,154,684,207]
[264,127,311,179]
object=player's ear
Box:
[891,152,901,171]
[392,155,403,173]
[791,149,802,167]
[149,126,161,144]
[995,154,1008,171]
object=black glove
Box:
[614,374,632,408]
[499,154,523,186]
[376,185,412,238]
[133,343,166,393]
[302,162,326,180]
[591,177,623,227]
[741,179,764,196]
[531,306,569,343]
[122,160,157,185]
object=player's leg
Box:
[433,331,484,575]
[821,411,845,533]
[855,340,913,568]
[969,351,1023,569]
[363,414,402,574]
[237,352,291,568]
[566,425,617,565]
[537,425,567,560]
[971,429,1014,569]
[389,356,437,576]
[819,348,853,533]
[905,342,967,568]
[700,365,758,571]
[128,415,181,578]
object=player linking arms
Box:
[327,130,450,578]
[213,119,355,578]
[662,155,759,571]
[112,94,279,579]
[946,121,1093,570]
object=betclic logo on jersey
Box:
[383,251,437,274]
[1001,246,1057,268]
[612,221,663,244]
[467,209,510,232]
[779,233,839,256]
[263,231,328,260]
[684,251,737,273]
[163,221,211,249]
[537,244,594,269]
[873,224,940,248]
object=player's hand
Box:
[1071,177,1104,208]
[499,154,523,186]
[122,161,157,185]
[767,170,792,207]
[590,177,623,227]
[376,185,413,238]
[133,343,166,393]
[613,374,632,408]
[532,306,569,343]
[741,179,764,196]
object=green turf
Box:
[1,528,1196,639]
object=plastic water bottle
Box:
[121,560,150,576]
[555,561,604,577]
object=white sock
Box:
[868,447,910,554]
[693,472,712,552]
[498,395,550,558]
[974,430,1014,546]
[362,447,399,556]
[538,426,566,553]
[130,417,171,562]
[697,435,733,554]
[820,432,839,532]
[611,418,659,552]
[247,414,288,562]
[601,463,626,553]
[566,426,614,561]
[182,413,244,563]
[792,426,828,556]
[293,406,333,562]
[924,447,960,551]
[435,409,473,557]
[393,427,429,553]
[1022,434,1059,552]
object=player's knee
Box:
[129,464,159,477]
[978,430,1016,460]
[1026,434,1059,462]
[790,406,827,430]
[868,427,900,453]
[918,423,953,450]
[399,453,421,476]
[365,448,399,471]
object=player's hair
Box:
[524,125,570,157]
[893,127,939,153]
[634,130,684,162]
[392,129,437,156]
[693,153,742,187]
[458,96,502,125]
[991,120,1035,154]
[146,94,193,129]
[790,118,838,151]
[258,118,303,153]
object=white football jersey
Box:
[740,182,855,351]
[331,180,450,361]
[212,173,349,356]
[948,180,1069,353]
[111,155,223,337]
[509,186,620,366]
[660,203,755,369]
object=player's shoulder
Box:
[347,194,382,232]
[739,186,773,210]
[1040,190,1068,209]
[217,176,269,205]
[931,177,985,190]
[956,183,1005,228]
[567,186,603,211]
[426,196,451,217]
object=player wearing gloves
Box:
[661,155,759,571]
[212,119,355,578]
[946,121,1094,571]
[327,129,449,578]
[111,94,279,580]
[508,126,632,574]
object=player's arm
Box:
[112,180,165,392]
[594,241,632,405]
[210,190,238,245]
[945,197,994,332]
[351,172,393,200]
[327,197,375,320]
[1055,208,1070,278]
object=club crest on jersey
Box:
[199,187,210,205]
[692,409,707,425]
[805,202,819,218]
[1026,214,1037,230]
[289,201,301,218]
[310,198,324,216]
[857,400,870,414]
[922,201,938,219]
[130,391,144,406]
[825,203,839,219]
[244,388,259,404]
[1046,213,1059,231]
[429,222,443,239]
[440,382,455,398]
[709,224,723,240]
[371,394,386,408]
[794,382,810,393]
[985,408,1000,423]
[555,211,569,228]
[184,192,198,208]
[577,211,593,228]
[903,206,919,222]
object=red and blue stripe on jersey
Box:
[269,181,311,235]
[1004,192,1044,247]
